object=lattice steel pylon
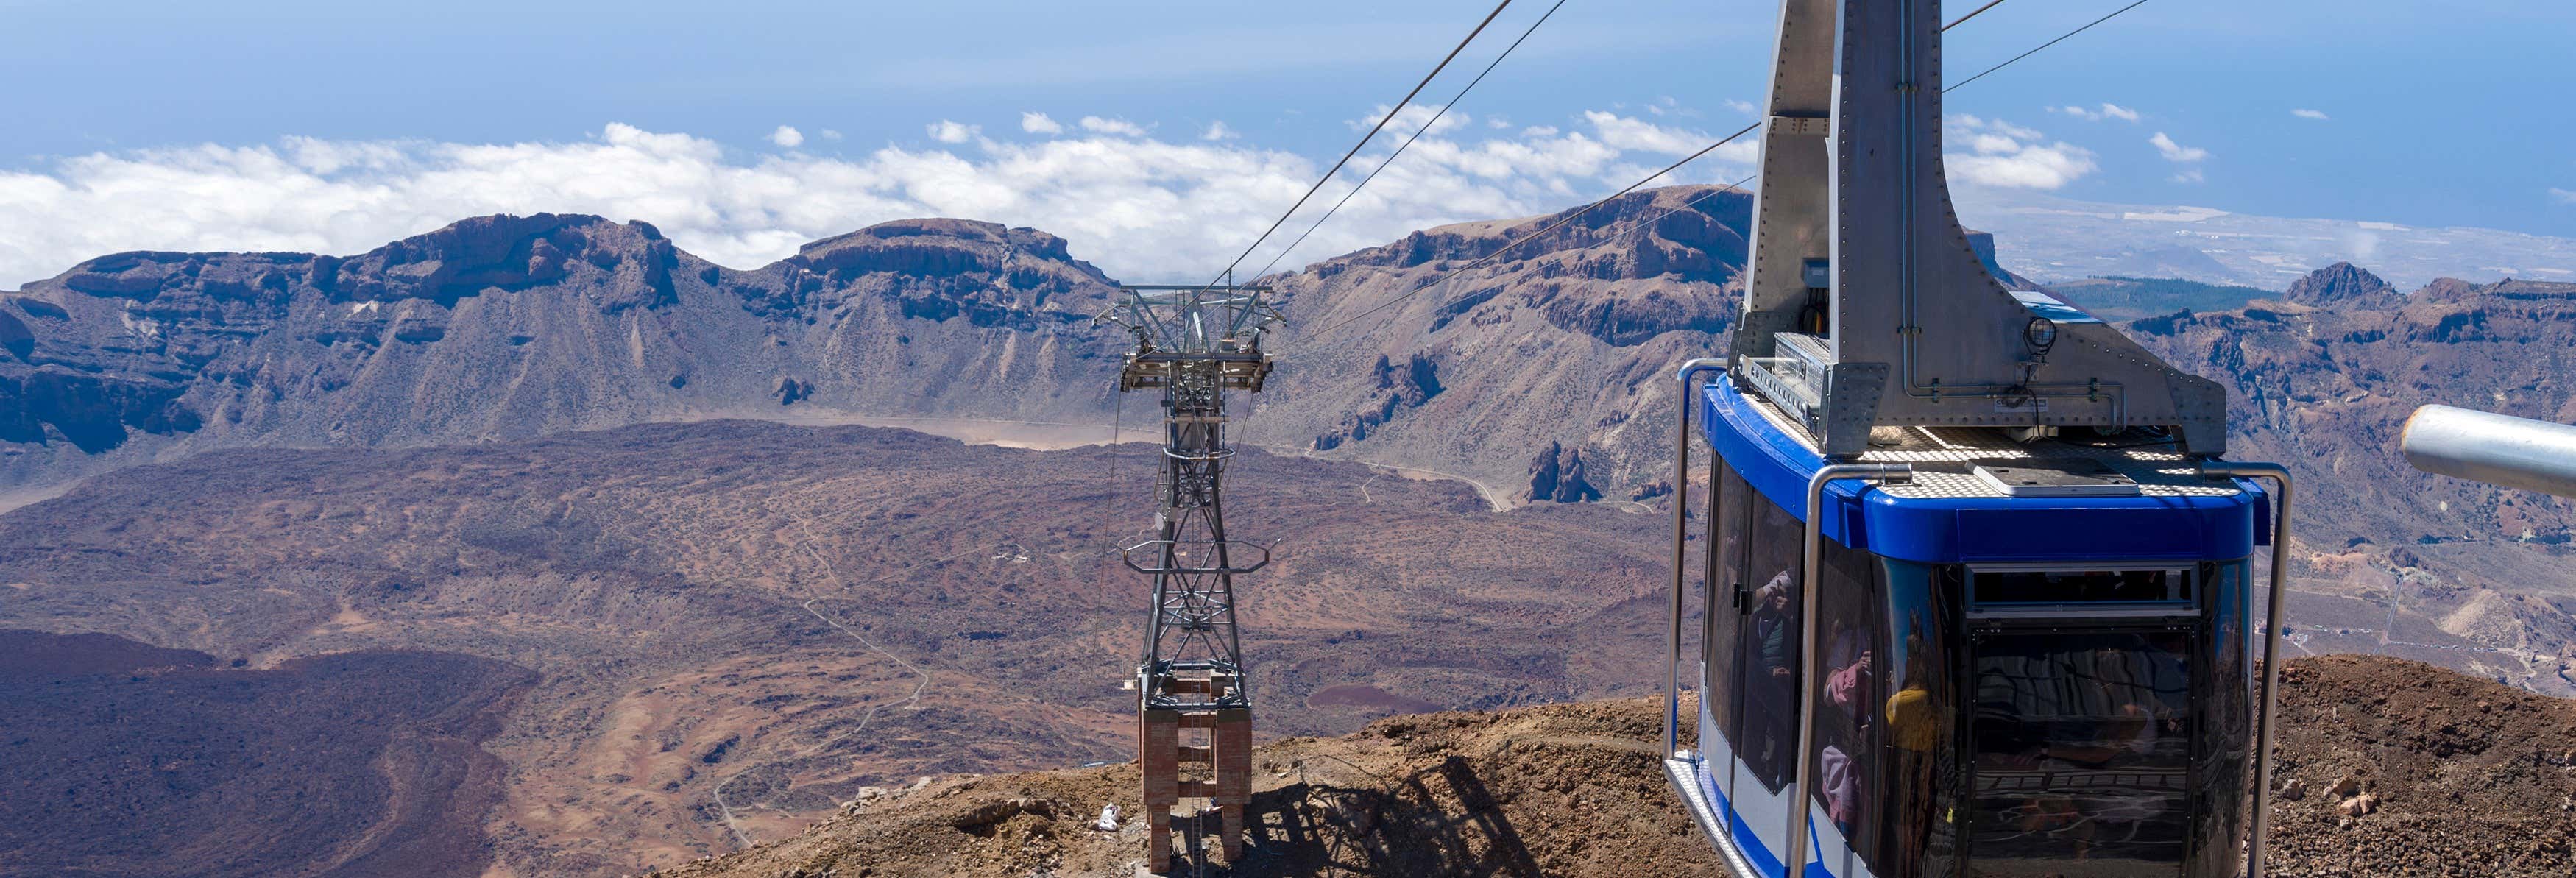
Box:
[1096,283,1279,873]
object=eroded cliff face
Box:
[4,188,2038,502]
[0,213,1127,488]
[2127,267,2576,675]
[1245,185,1757,498]
[2131,268,2576,550]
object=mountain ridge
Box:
[1,211,1132,489]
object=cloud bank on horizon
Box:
[2,108,2126,288]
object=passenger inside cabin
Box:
[1747,573,1796,777]
[1822,619,1872,833]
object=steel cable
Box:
[1289,0,2154,351]
[1192,0,1518,297]
[1241,0,1571,287]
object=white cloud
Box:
[821,129,845,141]
[1583,111,1701,155]
[1486,116,1511,130]
[1079,116,1147,136]
[1724,99,1758,116]
[926,120,979,144]
[0,116,1754,288]
[2552,188,2576,205]
[2051,103,2140,122]
[2170,169,2206,184]
[2292,108,2330,121]
[1201,121,1238,141]
[768,126,804,148]
[1019,112,1063,135]
[2149,131,2209,163]
[1521,124,1560,137]
[1357,104,1473,137]
[1945,116,2097,190]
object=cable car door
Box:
[1730,481,1807,869]
[1700,462,1751,821]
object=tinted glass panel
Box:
[2189,561,2251,877]
[1975,569,2190,606]
[1968,631,2193,877]
[1736,487,1803,793]
[1811,539,1880,853]
[1881,562,1963,878]
[1702,463,1750,751]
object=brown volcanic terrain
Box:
[2126,265,2576,693]
[669,695,1718,878]
[0,631,532,878]
[0,419,1676,877]
[12,197,2576,878]
[665,655,2576,878]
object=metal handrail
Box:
[1784,462,1912,877]
[2201,461,2292,878]
[1666,358,1730,761]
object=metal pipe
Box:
[2202,461,2292,878]
[2401,404,2576,499]
[1785,462,1911,877]
[1666,358,1730,761]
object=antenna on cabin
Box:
[1094,283,1279,872]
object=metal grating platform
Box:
[1738,392,2244,500]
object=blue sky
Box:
[3,0,2571,285]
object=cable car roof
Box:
[1702,378,2268,565]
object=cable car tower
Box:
[1658,1,2293,877]
[1097,283,1280,873]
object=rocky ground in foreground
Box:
[668,654,2576,878]
[665,695,1714,878]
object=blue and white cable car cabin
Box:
[1657,1,2293,877]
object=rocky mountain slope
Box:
[1239,185,1749,503]
[2126,264,2576,691]
[0,419,1677,877]
[0,214,1130,489]
[4,185,2024,508]
[663,654,2576,878]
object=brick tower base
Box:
[1139,698,1251,872]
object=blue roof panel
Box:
[1699,379,2258,564]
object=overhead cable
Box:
[1943,0,2009,30]
[1947,0,2151,93]
[1193,0,1518,297]
[1298,0,2156,347]
[1300,121,1758,341]
[1242,0,1571,287]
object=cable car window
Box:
[1880,561,1963,878]
[1736,486,1803,793]
[1810,539,1880,860]
[1967,631,2194,877]
[2190,560,2252,878]
[1971,568,2191,607]
[1702,461,1752,754]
